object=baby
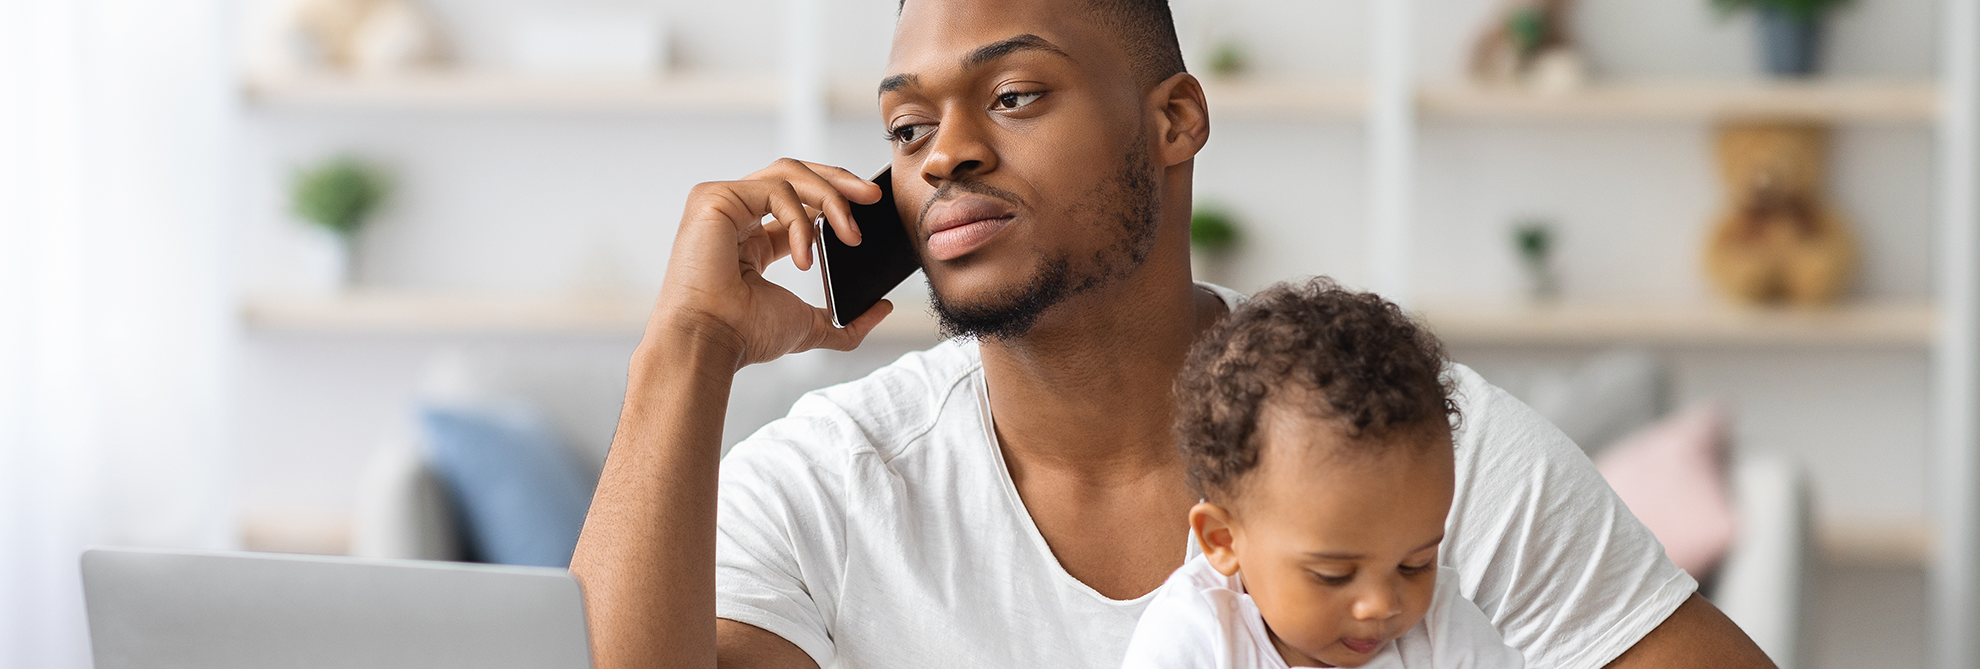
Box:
[1123,279,1523,669]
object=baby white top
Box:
[1122,557,1526,669]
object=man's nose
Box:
[921,112,997,186]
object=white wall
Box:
[233,0,1943,549]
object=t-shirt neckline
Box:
[969,282,1239,607]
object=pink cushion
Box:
[1594,403,1740,579]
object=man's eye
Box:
[888,124,931,144]
[994,91,1044,110]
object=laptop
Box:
[80,547,592,669]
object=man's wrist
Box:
[633,309,748,385]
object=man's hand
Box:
[652,158,894,370]
[574,159,885,669]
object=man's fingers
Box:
[749,158,881,248]
[813,299,895,352]
[719,181,811,270]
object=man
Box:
[570,1,1777,667]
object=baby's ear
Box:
[1190,502,1242,576]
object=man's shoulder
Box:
[735,338,983,464]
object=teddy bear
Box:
[1703,122,1858,306]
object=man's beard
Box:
[928,142,1160,341]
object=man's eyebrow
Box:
[879,73,919,96]
[878,34,1070,98]
[964,33,1071,69]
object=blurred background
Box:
[0,0,1966,667]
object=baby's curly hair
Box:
[1176,278,1459,502]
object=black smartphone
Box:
[817,166,922,328]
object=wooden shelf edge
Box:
[1419,301,1937,348]
[247,73,1938,124]
[244,72,784,114]
[242,292,944,341]
[1420,80,1940,123]
[1821,519,1934,566]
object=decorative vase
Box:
[1756,5,1823,77]
[1190,249,1231,287]
[298,225,356,294]
[1520,258,1560,303]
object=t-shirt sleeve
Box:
[713,404,856,668]
[1440,364,1698,669]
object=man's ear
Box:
[1149,72,1209,168]
[1190,501,1241,576]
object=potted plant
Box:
[1512,219,1560,302]
[291,156,391,290]
[1189,205,1242,285]
[1711,0,1853,77]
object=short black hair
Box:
[899,0,1187,86]
[1174,278,1459,502]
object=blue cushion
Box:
[419,402,594,567]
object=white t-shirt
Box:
[1121,558,1525,669]
[714,283,1695,669]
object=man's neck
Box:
[977,251,1226,482]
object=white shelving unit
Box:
[239,3,1980,665]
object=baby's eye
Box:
[993,91,1044,110]
[1400,561,1435,576]
[1310,571,1353,586]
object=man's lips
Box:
[923,195,1016,261]
[1340,637,1382,655]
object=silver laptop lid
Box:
[81,547,592,669]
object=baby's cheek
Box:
[1395,580,1438,632]
[1255,581,1339,650]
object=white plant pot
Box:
[297,226,354,295]
[1191,248,1232,286]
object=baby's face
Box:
[1211,408,1455,668]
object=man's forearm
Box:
[572,320,744,669]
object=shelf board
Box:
[1419,301,1936,347]
[829,76,1368,120]
[242,292,944,341]
[249,293,1931,348]
[1201,78,1367,120]
[243,72,783,114]
[248,73,1935,124]
[1419,79,1940,123]
[1821,519,1934,566]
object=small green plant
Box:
[1190,207,1242,253]
[1513,219,1559,301]
[1514,220,1553,265]
[1207,40,1249,79]
[1710,0,1851,21]
[292,157,391,238]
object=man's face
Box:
[882,0,1163,339]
